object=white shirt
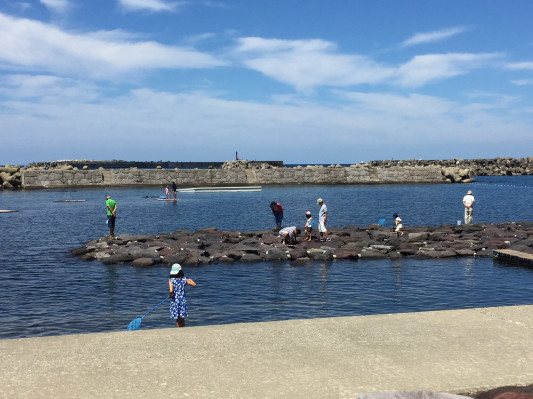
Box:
[463,194,475,207]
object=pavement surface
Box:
[1,305,533,399]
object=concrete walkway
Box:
[1,305,533,399]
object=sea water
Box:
[1,175,533,339]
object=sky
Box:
[0,0,532,165]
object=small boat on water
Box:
[177,186,262,193]
[0,209,18,213]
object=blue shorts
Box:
[107,215,116,228]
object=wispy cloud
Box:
[396,52,503,87]
[233,37,395,91]
[40,0,70,13]
[0,74,100,101]
[505,62,533,70]
[401,27,468,47]
[117,0,183,12]
[232,37,503,90]
[0,13,225,81]
[512,79,533,86]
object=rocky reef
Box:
[70,221,533,266]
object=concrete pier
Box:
[1,306,533,398]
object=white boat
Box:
[177,186,262,193]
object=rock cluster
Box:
[0,165,21,189]
[70,221,533,266]
[367,157,533,176]
[221,160,274,169]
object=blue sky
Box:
[1,0,532,165]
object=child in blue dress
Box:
[168,263,196,327]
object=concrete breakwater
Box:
[20,162,462,189]
[70,221,533,266]
[4,156,533,190]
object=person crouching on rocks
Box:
[279,226,301,245]
[168,263,196,328]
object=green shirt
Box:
[106,198,116,216]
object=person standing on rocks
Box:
[171,182,177,200]
[105,195,117,237]
[270,201,283,231]
[304,211,315,241]
[317,198,330,242]
[393,213,404,237]
[463,190,475,224]
[168,263,196,328]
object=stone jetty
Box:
[70,221,533,266]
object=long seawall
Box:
[9,155,533,189]
[20,164,448,189]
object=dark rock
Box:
[240,253,263,262]
[216,255,235,263]
[70,247,91,256]
[421,250,457,258]
[162,252,190,265]
[333,249,359,260]
[409,232,429,242]
[428,232,449,241]
[194,227,217,234]
[261,247,289,261]
[291,257,311,265]
[131,258,154,267]
[101,253,136,265]
[289,247,308,260]
[475,249,494,257]
[370,231,390,242]
[388,252,402,260]
[359,249,388,259]
[307,248,334,261]
[455,248,476,256]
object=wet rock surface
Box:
[70,221,533,266]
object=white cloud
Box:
[0,13,225,80]
[396,53,502,87]
[339,91,454,118]
[40,0,70,13]
[505,62,533,70]
[0,74,100,102]
[117,0,181,12]
[401,27,468,47]
[233,37,503,90]
[512,79,533,86]
[234,37,395,91]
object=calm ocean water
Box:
[1,175,533,340]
